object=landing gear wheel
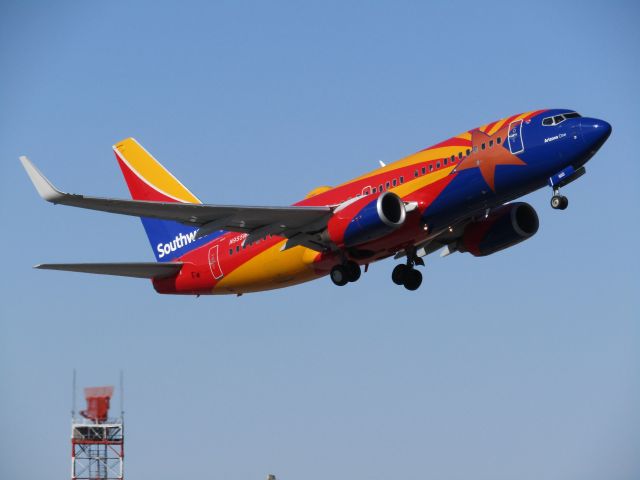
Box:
[551,195,569,210]
[392,264,408,285]
[559,196,569,210]
[330,265,348,286]
[403,268,423,291]
[345,261,361,282]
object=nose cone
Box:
[580,118,612,153]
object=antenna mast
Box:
[71,369,77,420]
[119,370,124,419]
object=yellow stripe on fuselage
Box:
[487,111,533,136]
[346,144,469,184]
[214,242,321,293]
[114,138,201,204]
[391,165,457,198]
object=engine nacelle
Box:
[459,202,539,257]
[325,192,406,248]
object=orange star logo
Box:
[454,125,526,191]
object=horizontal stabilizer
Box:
[34,262,183,279]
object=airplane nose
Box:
[580,118,612,153]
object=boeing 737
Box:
[21,109,611,295]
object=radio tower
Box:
[71,374,124,480]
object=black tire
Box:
[345,261,361,282]
[392,264,408,285]
[550,195,562,209]
[330,265,348,286]
[403,268,423,291]
[559,196,569,210]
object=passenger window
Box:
[444,158,448,166]
[414,169,419,177]
[481,143,486,150]
[466,149,471,155]
[429,164,433,172]
[229,249,233,255]
[392,179,397,187]
[386,181,390,189]
[489,140,493,147]
[372,187,377,194]
[473,146,478,152]
[436,161,440,168]
[236,246,240,252]
[451,155,455,162]
[421,166,426,175]
[497,137,501,144]
[379,184,383,192]
[399,175,404,184]
[458,152,463,159]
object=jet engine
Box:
[459,202,539,257]
[325,192,407,248]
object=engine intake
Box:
[326,192,407,248]
[459,202,539,257]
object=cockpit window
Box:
[541,112,581,126]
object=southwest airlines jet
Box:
[21,109,611,295]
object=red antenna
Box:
[80,386,114,423]
[71,376,124,480]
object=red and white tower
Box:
[71,385,124,480]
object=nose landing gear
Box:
[550,187,569,210]
[548,166,585,211]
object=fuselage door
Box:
[507,119,525,154]
[208,245,224,280]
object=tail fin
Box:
[113,138,209,262]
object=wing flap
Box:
[35,262,183,279]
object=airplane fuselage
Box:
[150,108,611,295]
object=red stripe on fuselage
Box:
[422,137,472,151]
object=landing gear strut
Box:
[550,187,569,210]
[330,261,361,286]
[392,248,424,291]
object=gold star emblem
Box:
[454,125,526,191]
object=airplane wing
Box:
[21,156,333,250]
[35,262,183,279]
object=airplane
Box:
[21,109,611,295]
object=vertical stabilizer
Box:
[113,138,211,261]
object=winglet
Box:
[19,156,64,202]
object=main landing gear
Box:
[392,249,424,291]
[330,261,361,286]
[550,187,569,210]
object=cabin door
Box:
[507,119,525,154]
[208,245,224,280]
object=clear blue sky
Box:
[1,1,638,479]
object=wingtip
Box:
[19,156,64,202]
